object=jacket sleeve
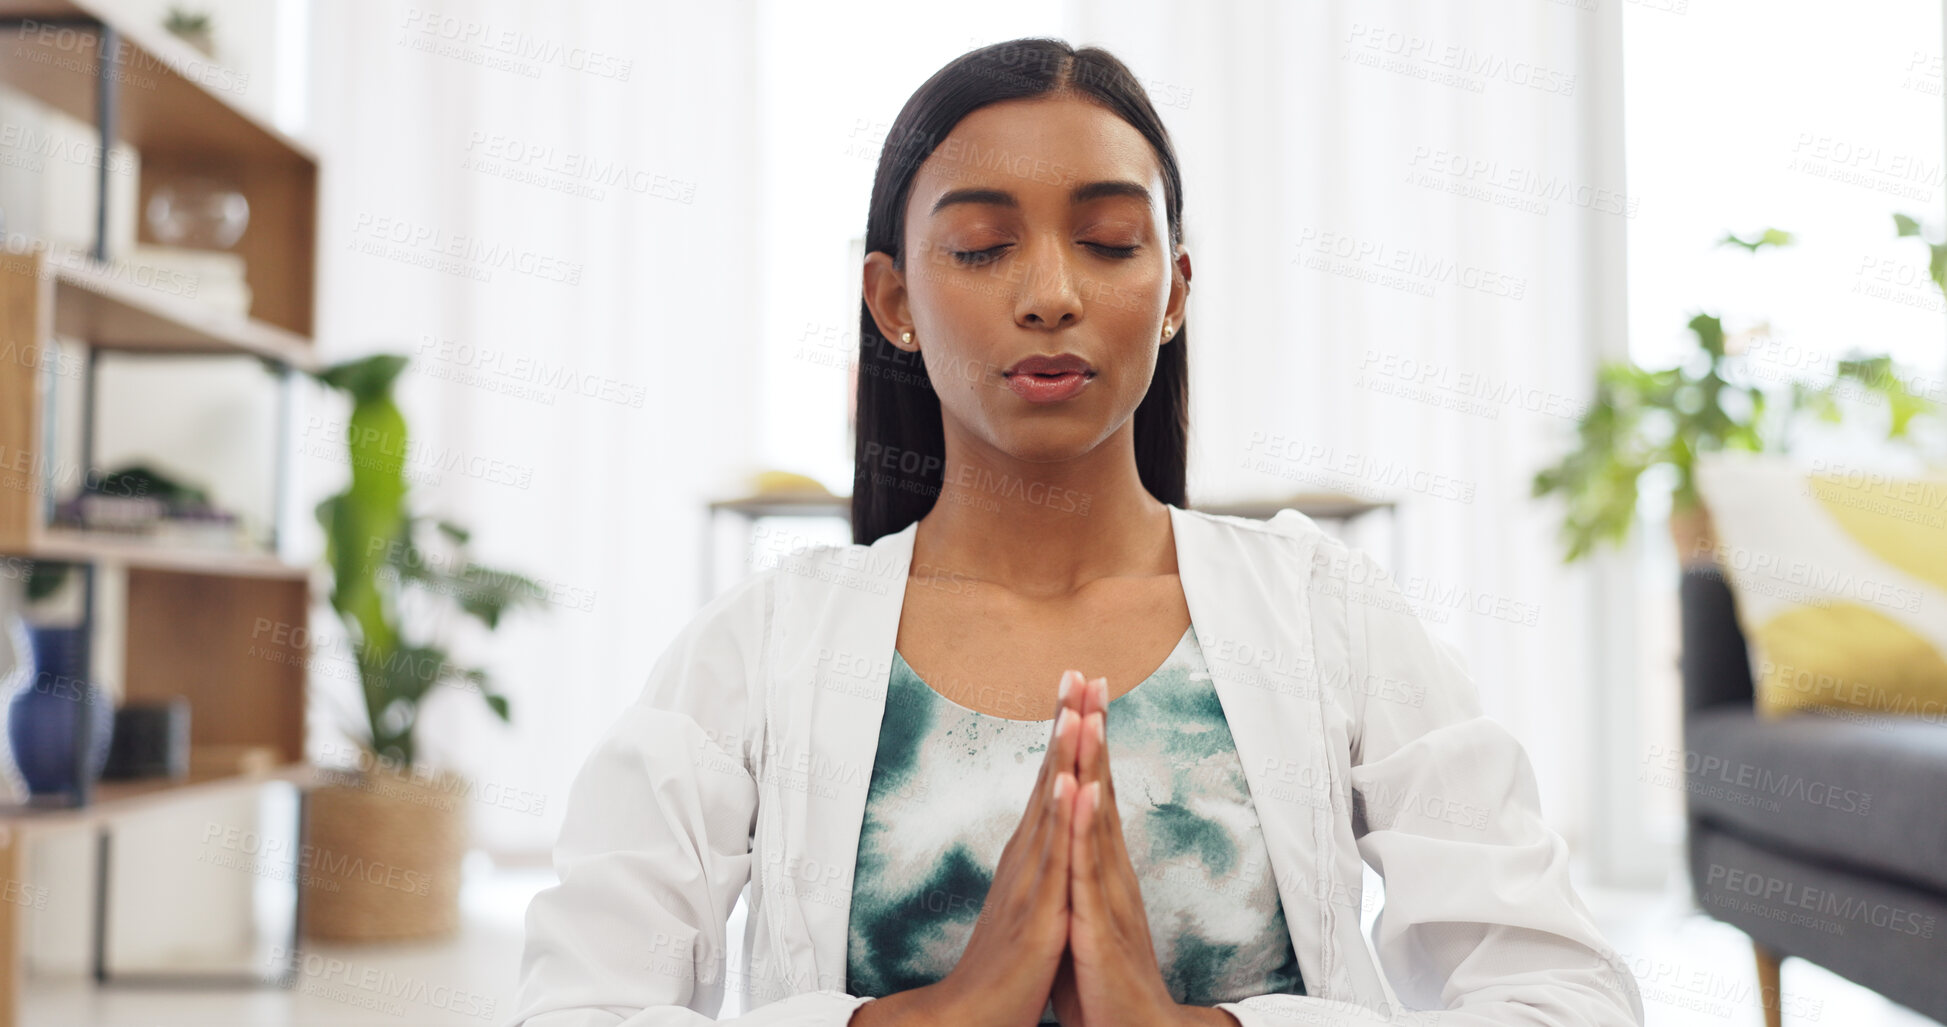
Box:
[506,571,874,1027]
[1215,545,1643,1027]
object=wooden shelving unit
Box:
[0,2,322,1022]
[0,0,318,337]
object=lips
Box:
[1002,353,1095,404]
[1004,353,1095,378]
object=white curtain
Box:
[308,1,1633,862]
[305,0,764,853]
[1049,0,1633,857]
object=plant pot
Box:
[170,27,216,59]
[1669,502,1721,570]
[300,766,467,942]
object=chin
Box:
[991,427,1112,464]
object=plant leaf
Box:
[1687,313,1726,361]
[1719,227,1794,252]
[451,564,550,629]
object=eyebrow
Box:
[929,179,1151,216]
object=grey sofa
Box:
[1680,566,1947,1025]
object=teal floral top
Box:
[845,624,1306,1022]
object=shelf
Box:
[709,492,848,519]
[707,491,1396,521]
[0,0,315,170]
[0,248,315,579]
[0,760,315,837]
[20,528,310,580]
[40,246,316,369]
[1196,492,1397,521]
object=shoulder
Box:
[1181,503,1370,586]
[672,529,888,651]
[667,561,781,663]
[650,533,896,745]
[632,564,783,768]
[1198,505,1468,719]
[1181,503,1335,543]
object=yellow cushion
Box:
[1693,453,1947,720]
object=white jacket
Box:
[509,505,1644,1027]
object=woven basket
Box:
[300,766,468,942]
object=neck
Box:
[911,426,1176,597]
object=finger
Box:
[1086,739,1136,911]
[1080,687,1142,927]
[1071,779,1107,925]
[1052,704,1075,780]
[1043,767,1074,880]
[1048,769,1073,901]
[1088,751,1114,863]
[1087,676,1108,783]
[1059,685,1086,778]
[1036,772,1074,934]
[1053,700,1080,824]
[1035,673,1082,791]
[1053,668,1081,720]
[1044,709,1075,831]
[1040,672,1086,799]
[1030,708,1075,856]
[1076,708,1102,795]
[1092,789,1155,957]
[1058,670,1086,772]
[1036,709,1082,870]
[1088,677,1124,834]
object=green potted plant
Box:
[162,7,215,58]
[1532,218,1943,567]
[303,353,544,941]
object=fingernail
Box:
[1060,671,1074,703]
[1093,677,1107,705]
[1055,707,1072,734]
[1094,715,1105,743]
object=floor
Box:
[22,855,538,1027]
[20,860,1942,1026]
[1579,884,1940,1027]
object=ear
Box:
[863,251,915,348]
[1162,243,1191,344]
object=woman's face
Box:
[865,94,1190,465]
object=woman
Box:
[509,38,1644,1027]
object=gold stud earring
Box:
[900,330,914,347]
[1162,322,1175,340]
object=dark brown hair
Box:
[851,37,1189,545]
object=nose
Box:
[1012,233,1083,331]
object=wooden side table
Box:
[700,491,1400,607]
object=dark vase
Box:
[6,624,114,796]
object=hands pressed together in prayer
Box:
[852,671,1241,1027]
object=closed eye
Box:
[949,243,1140,266]
[950,246,1009,266]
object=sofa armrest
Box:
[1680,566,1755,715]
